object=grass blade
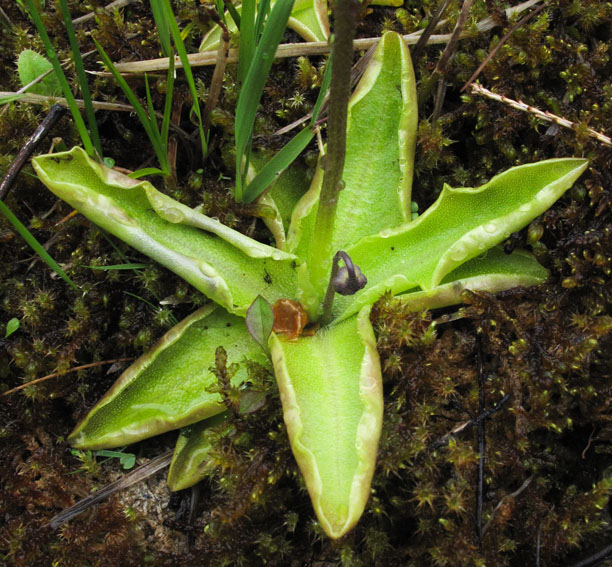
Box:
[93,38,170,175]
[0,199,78,290]
[310,54,332,125]
[160,0,208,161]
[239,0,256,83]
[24,0,94,156]
[150,0,172,56]
[57,0,102,157]
[225,1,240,28]
[85,263,148,270]
[242,126,314,203]
[160,54,175,150]
[144,73,161,140]
[235,0,295,202]
[254,0,272,42]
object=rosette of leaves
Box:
[32,32,587,539]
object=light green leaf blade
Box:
[199,0,329,52]
[288,0,329,41]
[68,306,267,449]
[167,413,230,491]
[17,49,61,96]
[5,317,20,338]
[32,147,299,315]
[393,247,548,312]
[269,305,383,539]
[333,158,588,321]
[287,32,417,302]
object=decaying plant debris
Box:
[1,0,612,565]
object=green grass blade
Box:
[235,0,295,202]
[24,0,94,156]
[311,55,332,125]
[144,74,161,140]
[160,54,175,150]
[85,263,148,270]
[242,126,315,203]
[0,93,26,104]
[0,199,78,290]
[150,0,172,56]
[57,0,102,157]
[225,1,240,28]
[254,0,272,41]
[238,0,256,83]
[93,38,170,175]
[160,0,208,161]
[128,167,168,178]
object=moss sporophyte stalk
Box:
[32,33,587,539]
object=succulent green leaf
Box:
[32,147,299,316]
[68,305,268,449]
[167,413,230,491]
[288,0,329,41]
[393,247,547,312]
[269,305,383,539]
[199,0,329,52]
[287,32,417,301]
[333,158,589,321]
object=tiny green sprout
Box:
[5,317,19,338]
[33,32,587,539]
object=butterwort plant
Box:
[32,32,588,539]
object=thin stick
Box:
[475,339,485,550]
[203,20,230,137]
[419,0,474,106]
[46,450,173,529]
[461,0,549,92]
[469,83,612,147]
[0,91,137,112]
[413,0,453,60]
[0,104,65,202]
[481,476,533,535]
[430,394,510,450]
[112,0,544,73]
[566,542,612,567]
[2,358,134,397]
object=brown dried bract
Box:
[272,299,309,340]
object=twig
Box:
[420,0,474,107]
[413,0,453,60]
[0,91,137,112]
[0,104,65,202]
[475,338,485,550]
[566,542,612,567]
[469,83,612,147]
[461,1,549,92]
[203,16,230,137]
[46,450,173,529]
[2,358,134,397]
[112,0,544,73]
[481,475,533,535]
[430,394,510,450]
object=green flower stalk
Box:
[32,32,587,539]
